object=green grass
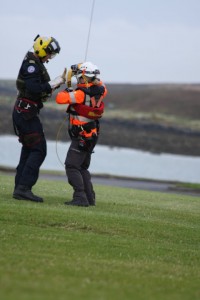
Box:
[0,174,200,300]
[175,182,200,190]
[104,110,200,131]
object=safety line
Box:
[55,0,96,167]
[55,116,68,168]
[84,0,95,61]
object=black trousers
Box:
[12,110,47,189]
[65,137,97,204]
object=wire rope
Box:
[55,115,68,168]
[55,0,96,167]
[84,0,95,61]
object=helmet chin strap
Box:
[82,73,91,88]
[42,54,52,63]
[40,57,49,63]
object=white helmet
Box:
[77,62,100,78]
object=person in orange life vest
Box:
[56,62,107,206]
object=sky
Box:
[0,0,200,83]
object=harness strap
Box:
[81,121,96,132]
[15,98,37,113]
[17,98,38,105]
[96,95,103,107]
[70,121,96,135]
[19,132,43,147]
[90,97,96,108]
[90,95,103,108]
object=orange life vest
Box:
[56,81,107,137]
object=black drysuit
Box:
[12,52,52,189]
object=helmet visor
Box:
[49,53,57,59]
[46,38,61,56]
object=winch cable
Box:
[55,114,69,168]
[55,0,96,168]
[84,0,95,61]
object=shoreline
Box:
[1,167,200,197]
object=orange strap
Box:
[90,95,103,108]
[96,95,103,107]
[80,128,97,138]
[90,97,96,108]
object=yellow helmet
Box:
[33,35,61,58]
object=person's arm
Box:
[56,89,85,105]
[22,62,65,94]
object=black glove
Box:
[71,64,79,72]
[65,87,73,92]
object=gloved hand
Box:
[49,76,65,89]
[49,68,66,89]
[71,63,82,74]
[65,87,73,92]
[71,64,79,72]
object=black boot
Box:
[88,199,95,206]
[13,185,43,202]
[88,190,96,206]
[64,199,89,207]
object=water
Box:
[0,135,200,183]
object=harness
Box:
[78,86,104,106]
[67,85,104,139]
[69,120,98,137]
[68,85,105,120]
[13,112,44,147]
[14,98,40,120]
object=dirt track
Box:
[1,169,200,197]
[39,173,200,198]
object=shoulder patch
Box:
[27,66,35,73]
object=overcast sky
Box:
[1,0,200,83]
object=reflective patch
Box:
[27,66,35,73]
[51,41,57,50]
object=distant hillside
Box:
[106,83,200,119]
[1,80,200,120]
[1,80,200,156]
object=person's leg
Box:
[15,147,30,188]
[80,136,98,205]
[13,113,46,202]
[80,168,95,205]
[65,139,89,206]
[17,135,46,187]
[80,152,95,205]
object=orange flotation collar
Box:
[72,101,104,120]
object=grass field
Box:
[0,174,200,300]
